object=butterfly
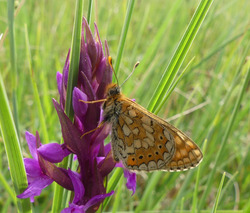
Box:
[81,57,203,172]
[102,82,203,172]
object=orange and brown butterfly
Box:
[82,57,203,172]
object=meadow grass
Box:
[0,0,249,212]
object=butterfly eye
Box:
[139,155,143,159]
[148,154,152,158]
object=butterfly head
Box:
[106,83,121,97]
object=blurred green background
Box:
[0,0,249,212]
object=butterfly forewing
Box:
[103,84,203,172]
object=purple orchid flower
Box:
[17,132,71,202]
[18,17,136,212]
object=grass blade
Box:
[7,0,19,137]
[24,24,49,144]
[114,0,135,76]
[211,172,226,213]
[0,75,31,212]
[192,139,208,213]
[87,0,93,24]
[65,0,84,120]
[148,0,214,113]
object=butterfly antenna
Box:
[108,56,119,86]
[120,61,140,88]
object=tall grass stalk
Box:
[7,0,19,137]
[0,76,31,212]
[114,0,135,76]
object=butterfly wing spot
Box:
[180,148,188,156]
[163,152,171,161]
[142,141,149,149]
[189,152,196,161]
[148,161,157,170]
[141,116,152,126]
[122,124,131,136]
[143,137,154,147]
[125,145,135,154]
[193,149,202,159]
[157,159,165,168]
[159,134,164,140]
[142,123,154,133]
[124,116,133,125]
[175,150,181,159]
[139,163,148,170]
[178,160,184,167]
[132,127,139,135]
[163,129,171,141]
[165,141,174,153]
[177,131,186,140]
[183,157,190,164]
[170,161,177,168]
[145,131,155,143]
[186,140,196,149]
[128,109,137,117]
[134,139,141,148]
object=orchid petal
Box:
[67,169,85,204]
[72,88,88,121]
[37,143,70,163]
[23,158,42,177]
[123,169,136,195]
[84,191,114,211]
[56,72,63,98]
[61,203,85,213]
[25,131,38,159]
[17,175,53,202]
